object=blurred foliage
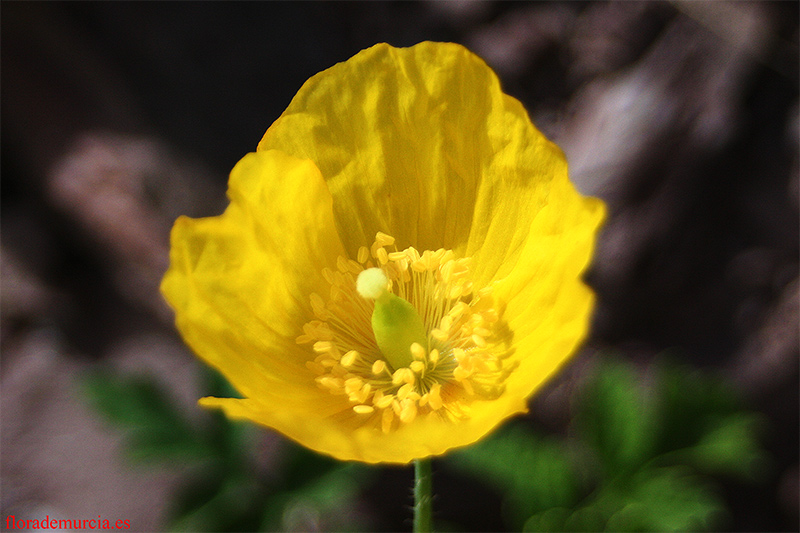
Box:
[82,366,371,531]
[83,356,768,532]
[447,356,769,532]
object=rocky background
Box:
[2,2,797,531]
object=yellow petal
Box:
[161,150,347,399]
[252,43,501,260]
[259,42,599,290]
[494,194,605,402]
[198,392,528,464]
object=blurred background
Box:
[1,1,797,531]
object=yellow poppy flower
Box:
[161,42,605,464]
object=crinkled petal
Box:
[161,150,347,400]
[259,42,595,288]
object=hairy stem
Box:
[413,458,433,533]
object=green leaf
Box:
[447,424,581,528]
[681,413,768,480]
[603,467,726,532]
[650,360,767,480]
[575,358,655,475]
[82,371,211,462]
[652,360,741,456]
[525,467,725,532]
[523,507,571,532]
[168,465,266,532]
[524,505,610,532]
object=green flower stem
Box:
[413,458,433,533]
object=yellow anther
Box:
[410,361,425,373]
[340,350,358,367]
[357,246,370,264]
[440,316,453,332]
[317,376,344,390]
[375,232,395,246]
[353,405,374,414]
[410,342,426,361]
[346,259,362,275]
[431,329,448,342]
[321,267,334,285]
[449,286,465,299]
[440,260,455,282]
[376,247,389,265]
[471,334,487,347]
[411,259,427,272]
[399,401,417,423]
[351,389,370,403]
[397,383,414,401]
[391,369,405,385]
[392,367,415,385]
[449,302,469,317]
[372,359,388,375]
[313,341,334,354]
[429,348,439,364]
[344,377,363,394]
[373,391,394,409]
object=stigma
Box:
[298,232,511,433]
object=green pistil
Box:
[357,268,428,371]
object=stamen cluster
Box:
[298,233,510,433]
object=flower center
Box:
[297,232,512,433]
